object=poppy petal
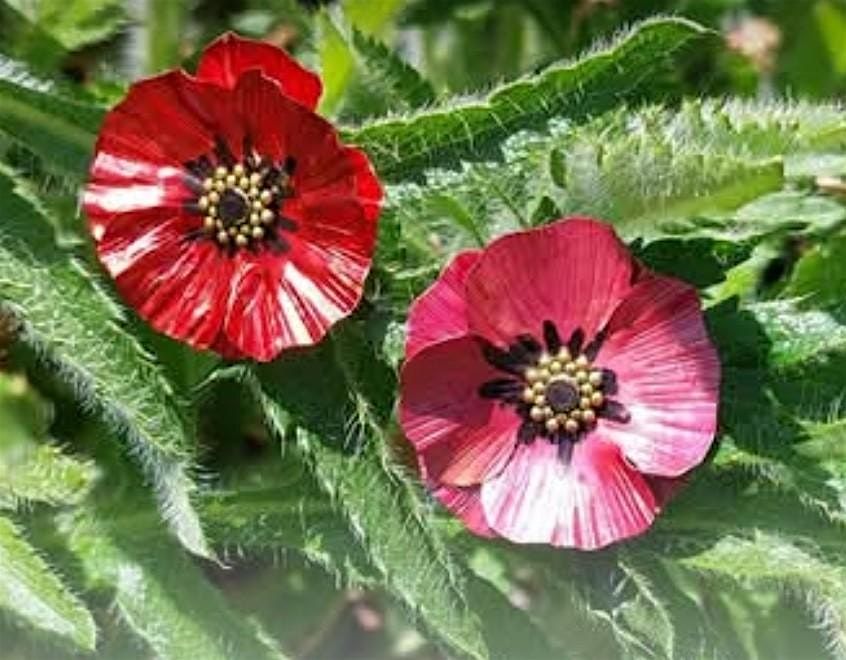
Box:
[406,250,482,360]
[430,484,496,538]
[465,218,636,348]
[197,32,322,109]
[108,227,232,350]
[480,439,657,549]
[597,277,720,477]
[400,337,520,487]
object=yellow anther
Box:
[589,371,603,387]
[575,370,588,383]
[590,392,605,407]
[203,216,216,230]
[530,406,545,422]
[239,177,251,190]
[532,382,545,395]
[251,226,265,240]
[564,419,580,434]
[525,367,540,383]
[545,418,560,433]
[225,174,237,186]
[202,178,213,191]
[208,191,220,204]
[521,387,535,404]
[582,409,597,425]
[233,164,245,177]
[250,212,261,226]
[216,231,229,244]
[260,189,273,204]
[575,355,590,368]
[261,209,275,224]
[214,166,228,178]
[549,360,562,374]
[580,383,594,395]
[198,196,209,210]
[235,234,249,248]
[580,397,592,410]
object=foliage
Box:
[1,1,846,659]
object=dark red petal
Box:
[83,159,193,242]
[197,32,322,109]
[400,336,520,487]
[406,250,481,361]
[594,277,720,477]
[465,218,636,348]
[91,71,229,167]
[105,221,232,350]
[480,438,657,550]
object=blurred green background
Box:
[2,0,846,658]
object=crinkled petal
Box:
[480,439,657,550]
[108,224,232,350]
[465,218,636,347]
[406,250,481,360]
[91,71,229,166]
[197,32,322,109]
[400,337,520,487]
[596,277,720,477]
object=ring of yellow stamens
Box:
[521,348,605,435]
[197,162,289,249]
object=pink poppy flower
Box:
[399,218,719,550]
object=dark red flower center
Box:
[218,189,249,226]
[184,142,298,254]
[478,320,629,447]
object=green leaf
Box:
[785,234,846,307]
[350,28,436,110]
[0,168,210,558]
[678,532,846,656]
[0,55,103,179]
[255,324,488,660]
[348,18,709,181]
[0,372,97,510]
[64,511,286,660]
[5,0,126,52]
[199,462,557,660]
[0,515,95,650]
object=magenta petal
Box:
[465,218,636,346]
[400,336,520,486]
[597,277,720,477]
[480,439,657,550]
[406,250,481,360]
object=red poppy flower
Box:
[399,218,719,550]
[83,33,382,361]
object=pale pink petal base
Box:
[480,439,657,550]
[598,277,720,477]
